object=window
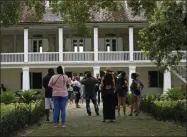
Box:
[72,38,84,52]
[148,71,163,88]
[105,38,117,52]
[32,39,43,52]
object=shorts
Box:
[132,90,142,97]
[45,98,54,109]
[68,91,74,100]
[118,89,127,97]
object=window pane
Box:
[112,44,116,51]
[148,71,159,87]
[74,46,78,52]
[106,39,110,42]
[107,46,110,52]
[79,46,83,52]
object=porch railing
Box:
[133,51,149,60]
[28,52,59,62]
[98,51,129,61]
[1,51,186,63]
[1,53,24,63]
[63,52,94,61]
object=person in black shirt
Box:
[80,72,99,116]
[0,84,6,93]
[96,74,101,105]
[43,68,55,122]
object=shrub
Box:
[0,100,45,137]
[167,87,185,100]
[141,96,187,123]
[126,93,133,105]
[1,92,17,104]
[18,90,42,104]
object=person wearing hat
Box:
[101,68,116,122]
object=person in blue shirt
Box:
[129,73,144,116]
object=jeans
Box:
[85,95,99,115]
[53,96,68,124]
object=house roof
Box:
[20,3,146,24]
[39,7,146,23]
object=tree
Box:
[51,0,127,36]
[137,1,187,70]
[0,0,45,27]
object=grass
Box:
[28,103,185,136]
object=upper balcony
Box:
[1,51,186,64]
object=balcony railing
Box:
[98,51,129,61]
[63,52,94,61]
[0,51,186,64]
[28,52,59,62]
[133,51,149,61]
[1,53,24,63]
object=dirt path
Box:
[28,103,185,136]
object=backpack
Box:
[130,80,141,95]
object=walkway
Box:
[28,103,185,136]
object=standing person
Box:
[129,73,144,116]
[72,77,81,108]
[0,84,6,93]
[48,66,70,128]
[116,72,128,117]
[43,68,55,122]
[80,72,99,116]
[101,68,116,122]
[95,74,101,105]
[113,73,118,108]
[67,78,74,105]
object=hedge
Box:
[140,95,187,124]
[0,100,45,137]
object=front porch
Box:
[1,66,178,94]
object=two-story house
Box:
[1,1,186,95]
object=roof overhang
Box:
[1,21,148,30]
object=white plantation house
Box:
[1,1,186,95]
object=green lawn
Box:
[28,103,185,136]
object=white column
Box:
[129,27,134,61]
[94,27,98,61]
[22,67,30,90]
[128,66,136,92]
[24,28,28,62]
[163,70,171,93]
[93,66,100,78]
[58,28,63,62]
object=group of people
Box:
[43,66,144,128]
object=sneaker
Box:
[62,125,66,128]
[128,113,133,116]
[53,124,58,128]
[110,120,115,122]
